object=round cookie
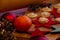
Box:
[38,17,49,24]
[40,12,51,17]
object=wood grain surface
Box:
[13,24,60,40]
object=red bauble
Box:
[6,14,16,22]
[14,15,32,32]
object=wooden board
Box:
[13,24,60,40]
[13,32,60,40]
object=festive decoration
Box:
[0,29,17,40]
[0,3,60,40]
[1,13,16,22]
[33,16,56,28]
[0,20,16,40]
[6,14,16,22]
[14,15,32,32]
[2,20,15,32]
[0,13,15,32]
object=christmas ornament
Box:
[33,16,56,28]
[0,14,15,32]
[1,13,16,22]
[0,15,16,40]
[0,29,17,40]
[2,20,15,33]
[0,16,16,40]
[1,16,15,33]
[6,14,16,22]
[14,15,32,32]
